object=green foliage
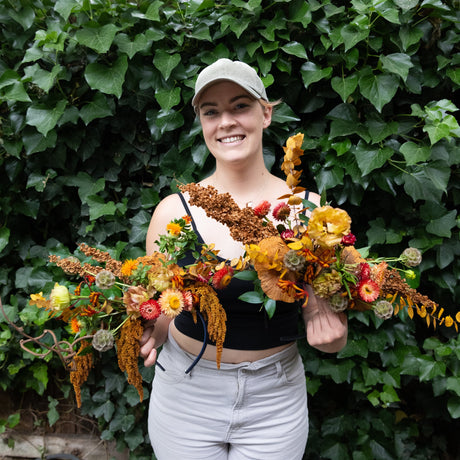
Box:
[0,0,459,458]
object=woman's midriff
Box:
[170,322,292,364]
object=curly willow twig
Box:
[0,297,93,366]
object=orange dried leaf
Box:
[407,305,414,319]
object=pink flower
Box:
[281,229,295,240]
[272,203,291,222]
[341,233,356,246]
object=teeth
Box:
[220,136,244,143]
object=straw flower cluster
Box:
[23,216,240,406]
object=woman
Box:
[140,58,348,460]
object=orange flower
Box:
[70,317,82,333]
[307,205,351,247]
[166,222,182,236]
[121,259,139,277]
[249,236,296,303]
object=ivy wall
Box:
[0,0,459,458]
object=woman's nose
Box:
[218,111,236,128]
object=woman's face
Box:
[196,81,272,166]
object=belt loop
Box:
[275,361,283,378]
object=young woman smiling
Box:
[140,58,348,460]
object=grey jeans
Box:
[148,331,309,460]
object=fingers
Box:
[143,347,158,368]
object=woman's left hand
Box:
[302,286,348,353]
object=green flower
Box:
[49,283,71,311]
[400,247,422,267]
[92,329,115,352]
[373,300,394,320]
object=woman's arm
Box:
[302,286,348,353]
[140,194,184,366]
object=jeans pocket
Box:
[279,354,305,386]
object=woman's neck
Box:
[202,165,279,208]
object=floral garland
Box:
[3,133,458,408]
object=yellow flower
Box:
[121,259,139,277]
[49,283,71,311]
[29,292,51,309]
[166,222,182,236]
[307,205,351,247]
[159,288,184,318]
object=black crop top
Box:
[174,192,307,350]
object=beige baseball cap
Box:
[192,58,268,109]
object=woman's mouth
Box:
[219,135,245,144]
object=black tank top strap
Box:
[176,192,205,245]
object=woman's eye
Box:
[235,103,249,110]
[202,109,218,117]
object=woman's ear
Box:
[262,105,273,129]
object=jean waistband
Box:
[163,328,299,373]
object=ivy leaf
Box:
[54,0,79,19]
[317,360,355,384]
[353,141,394,175]
[76,23,119,54]
[448,396,460,419]
[9,6,35,30]
[3,81,31,102]
[114,33,150,59]
[155,87,181,111]
[359,68,399,112]
[26,100,67,136]
[331,73,358,102]
[281,41,308,59]
[23,64,63,93]
[0,227,10,253]
[153,50,181,80]
[380,53,413,81]
[92,400,115,422]
[426,210,457,237]
[66,172,105,202]
[80,92,115,125]
[86,195,117,221]
[124,425,145,451]
[300,61,332,89]
[399,141,431,165]
[340,23,369,51]
[47,397,60,427]
[85,55,128,99]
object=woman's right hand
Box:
[139,314,172,367]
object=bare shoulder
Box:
[307,191,321,206]
[146,193,186,255]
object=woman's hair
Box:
[259,98,283,109]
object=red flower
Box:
[357,279,380,303]
[272,202,291,222]
[139,299,161,321]
[358,263,371,280]
[212,266,234,289]
[341,233,356,246]
[253,201,271,218]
